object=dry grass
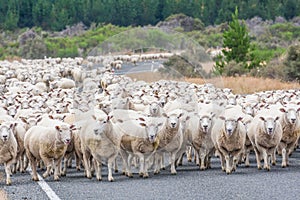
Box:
[127,72,300,94]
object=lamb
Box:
[277,105,300,167]
[0,122,18,185]
[211,114,246,174]
[24,124,74,181]
[247,111,282,171]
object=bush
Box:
[223,61,248,77]
[284,45,300,82]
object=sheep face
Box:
[259,116,280,135]
[163,113,183,129]
[55,125,72,145]
[220,116,242,136]
[243,104,254,116]
[0,124,13,142]
[93,116,112,136]
[112,98,129,110]
[149,102,160,115]
[280,108,299,125]
[199,116,213,133]
[144,123,162,143]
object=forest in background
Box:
[0,0,299,31]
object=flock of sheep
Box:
[0,55,300,185]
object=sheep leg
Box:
[95,160,102,181]
[26,151,39,181]
[245,149,250,167]
[42,157,53,179]
[19,153,26,173]
[281,148,287,168]
[225,155,231,174]
[170,152,177,175]
[199,150,206,170]
[161,153,166,170]
[253,146,262,170]
[120,150,132,177]
[82,149,92,179]
[269,149,275,166]
[262,150,270,171]
[113,158,118,173]
[154,153,161,174]
[4,163,12,185]
[107,157,115,182]
[62,153,72,176]
[54,158,62,181]
[186,146,192,162]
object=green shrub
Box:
[284,45,300,82]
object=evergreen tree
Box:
[222,7,250,63]
[214,7,250,75]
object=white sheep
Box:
[79,115,119,181]
[154,112,184,175]
[0,122,18,185]
[277,105,300,167]
[117,118,162,178]
[186,112,215,170]
[248,111,282,171]
[211,114,246,174]
[24,124,74,181]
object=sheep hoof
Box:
[54,177,60,181]
[114,169,119,173]
[154,170,160,175]
[97,178,102,181]
[281,164,286,168]
[32,177,39,181]
[61,173,66,177]
[108,177,114,182]
[139,172,143,177]
[162,167,166,170]
[257,166,262,170]
[143,174,149,179]
[171,172,177,175]
[245,164,250,168]
[42,173,49,178]
[6,180,12,186]
[272,162,276,166]
[187,159,192,162]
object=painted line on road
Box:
[27,167,61,200]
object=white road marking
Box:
[27,167,61,200]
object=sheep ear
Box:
[139,123,147,127]
[138,117,145,122]
[279,108,286,113]
[92,115,97,120]
[297,108,300,113]
[162,113,168,118]
[49,115,54,119]
[237,117,243,122]
[37,117,42,123]
[259,117,265,122]
[275,116,280,121]
[178,113,184,119]
[107,115,113,121]
[219,116,225,120]
[20,117,27,124]
[55,126,60,131]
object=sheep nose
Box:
[3,135,8,140]
[171,123,176,127]
[291,119,296,123]
[268,128,273,132]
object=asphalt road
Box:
[1,148,300,200]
